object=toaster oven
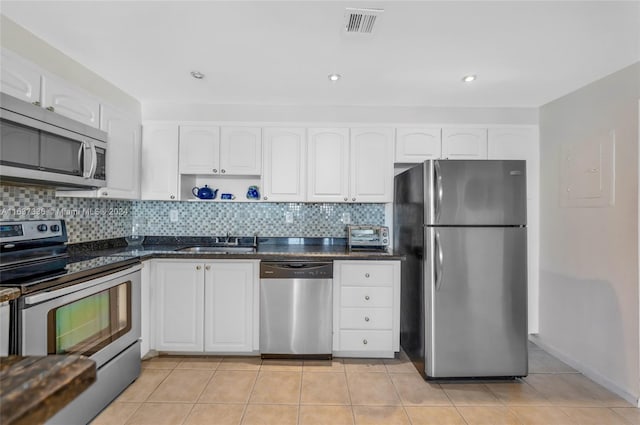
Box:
[347,225,389,251]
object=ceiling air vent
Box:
[344,8,383,34]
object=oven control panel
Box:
[0,220,66,243]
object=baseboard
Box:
[529,335,639,406]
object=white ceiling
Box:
[1,1,639,108]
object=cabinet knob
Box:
[170,195,175,200]
[364,316,370,322]
[365,273,370,278]
[46,106,55,112]
[352,197,356,201]
[221,169,226,174]
[363,339,368,345]
[344,197,348,201]
[264,196,268,200]
[32,101,41,106]
[205,265,211,271]
[213,168,218,173]
[196,265,202,270]
[101,191,108,196]
[364,295,370,301]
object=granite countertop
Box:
[71,236,404,262]
[0,355,96,425]
[0,288,20,303]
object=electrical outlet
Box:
[169,209,179,223]
[342,212,351,224]
[285,211,294,224]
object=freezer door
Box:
[424,226,528,378]
[425,160,527,226]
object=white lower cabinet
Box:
[333,260,400,358]
[152,259,259,353]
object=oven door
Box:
[20,266,141,368]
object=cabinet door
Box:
[395,128,441,162]
[141,124,179,200]
[350,128,394,202]
[262,128,306,202]
[442,128,488,159]
[155,261,204,352]
[487,127,539,334]
[307,128,350,202]
[0,48,42,104]
[179,125,220,174]
[98,105,141,199]
[204,261,257,352]
[42,72,100,128]
[220,127,262,175]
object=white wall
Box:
[536,62,640,403]
[0,15,141,118]
[143,102,538,125]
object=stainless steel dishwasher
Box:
[260,261,333,359]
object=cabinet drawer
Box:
[340,263,394,286]
[341,287,393,308]
[340,308,393,330]
[339,330,393,351]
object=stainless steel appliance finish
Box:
[0,301,8,356]
[347,225,389,251]
[0,92,107,189]
[260,262,333,358]
[394,160,528,379]
[22,265,142,425]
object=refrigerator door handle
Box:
[434,160,443,223]
[434,230,444,291]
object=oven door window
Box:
[47,281,131,356]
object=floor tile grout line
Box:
[297,366,303,425]
[340,359,357,425]
[237,359,261,425]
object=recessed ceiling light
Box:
[191,71,205,80]
[462,74,477,83]
[328,73,341,82]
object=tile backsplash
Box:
[132,201,385,238]
[1,184,133,243]
[1,184,385,242]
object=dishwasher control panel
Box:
[260,262,333,279]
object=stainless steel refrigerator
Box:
[394,160,528,379]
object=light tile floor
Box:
[92,343,639,425]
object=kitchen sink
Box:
[176,246,257,254]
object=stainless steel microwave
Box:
[347,225,389,250]
[0,93,107,189]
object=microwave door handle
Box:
[77,141,85,177]
[81,140,93,178]
[88,141,98,178]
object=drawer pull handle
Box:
[365,273,370,278]
[363,339,368,345]
[364,295,370,301]
[364,316,370,322]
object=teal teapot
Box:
[192,185,218,200]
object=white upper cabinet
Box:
[179,125,221,174]
[141,123,179,200]
[98,105,141,199]
[42,72,100,128]
[442,128,488,159]
[350,128,394,203]
[307,128,350,202]
[262,128,306,202]
[395,128,442,162]
[220,127,262,175]
[0,48,42,104]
